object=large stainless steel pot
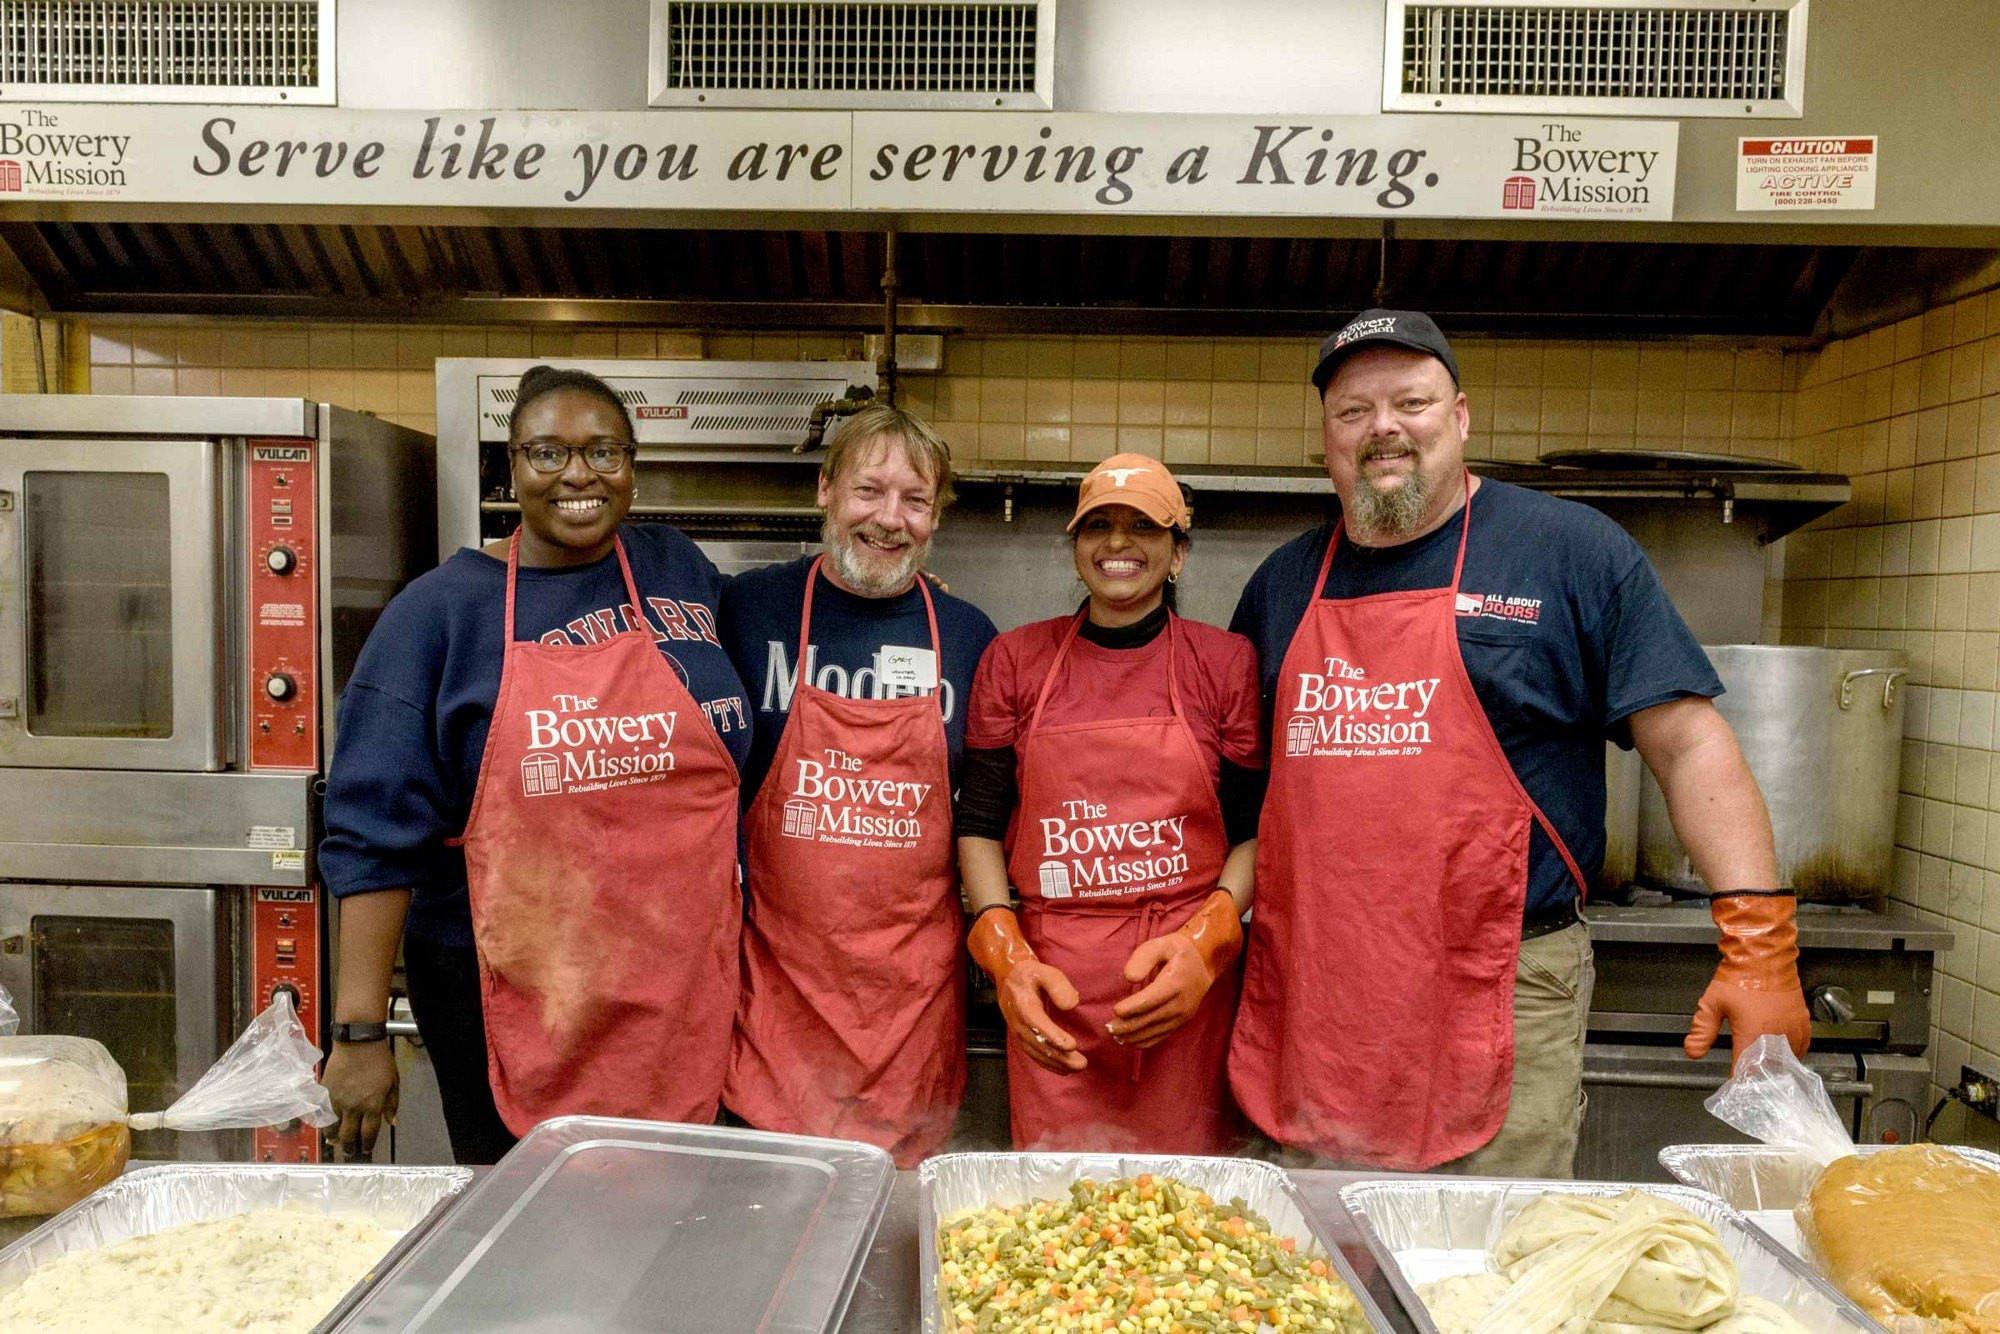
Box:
[1638,646,1908,900]
[1604,741,1642,891]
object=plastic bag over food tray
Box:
[1704,1034,2000,1333]
[0,989,334,1218]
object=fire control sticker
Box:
[1034,800,1189,900]
[519,692,679,797]
[1737,136,1877,211]
[1283,656,1441,760]
[779,748,931,850]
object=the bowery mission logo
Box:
[780,747,933,850]
[1035,800,1190,900]
[519,693,678,797]
[1283,656,1442,759]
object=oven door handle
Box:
[0,485,19,726]
[1584,1069,1873,1097]
[384,1019,421,1040]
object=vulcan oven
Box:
[0,395,435,1164]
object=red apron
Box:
[457,534,742,1135]
[726,558,963,1166]
[1006,611,1238,1153]
[1228,480,1587,1169]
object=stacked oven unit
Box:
[0,396,435,1164]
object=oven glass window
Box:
[33,915,178,1156]
[24,471,175,738]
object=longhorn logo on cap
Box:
[1100,467,1152,487]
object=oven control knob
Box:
[271,983,301,1009]
[1809,985,1856,1025]
[265,673,297,702]
[265,545,297,576]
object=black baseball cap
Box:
[1310,308,1460,392]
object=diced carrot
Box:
[1307,1259,1328,1276]
[1278,1237,1296,1253]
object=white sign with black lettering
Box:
[0,106,1678,220]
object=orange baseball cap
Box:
[1067,453,1191,533]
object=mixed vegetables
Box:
[936,1173,1371,1333]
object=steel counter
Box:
[837,1167,1421,1333]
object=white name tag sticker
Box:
[880,646,939,691]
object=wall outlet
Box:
[1961,1065,2000,1121]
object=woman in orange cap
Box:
[956,453,1266,1152]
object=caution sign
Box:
[1737,136,1877,211]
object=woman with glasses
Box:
[318,365,751,1164]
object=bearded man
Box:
[718,404,997,1164]
[1226,310,1810,1177]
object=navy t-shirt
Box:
[1230,478,1721,913]
[720,556,999,802]
[321,525,752,947]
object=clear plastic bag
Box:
[1701,1034,1855,1169]
[128,991,335,1134]
[1705,1035,2000,1332]
[0,992,334,1217]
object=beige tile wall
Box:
[1779,290,2000,1145]
[82,319,1796,472]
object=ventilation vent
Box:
[0,0,334,103]
[649,0,1053,108]
[1384,0,1807,117]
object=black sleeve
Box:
[1220,759,1267,847]
[954,745,1018,841]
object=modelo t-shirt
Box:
[320,525,752,947]
[1229,478,1721,913]
[720,555,999,801]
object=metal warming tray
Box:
[1658,1142,2000,1257]
[1340,1177,1879,1334]
[333,1116,894,1333]
[0,1163,474,1331]
[918,1152,1393,1333]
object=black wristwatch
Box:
[330,1021,390,1044]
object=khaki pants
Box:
[1247,922,1595,1178]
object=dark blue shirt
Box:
[321,525,752,946]
[1230,478,1720,912]
[720,556,999,803]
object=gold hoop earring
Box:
[1168,572,1180,584]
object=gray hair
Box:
[821,404,956,511]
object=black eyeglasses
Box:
[512,441,635,474]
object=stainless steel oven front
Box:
[0,395,437,1165]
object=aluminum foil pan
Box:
[918,1152,1393,1333]
[1658,1142,2000,1257]
[0,1163,473,1332]
[1339,1177,1879,1334]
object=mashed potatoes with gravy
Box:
[0,1208,398,1333]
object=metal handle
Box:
[0,489,18,728]
[1838,667,1908,711]
[1585,1069,1872,1097]
[385,1019,421,1039]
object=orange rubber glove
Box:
[969,907,1087,1075]
[1107,890,1244,1050]
[1684,889,1812,1069]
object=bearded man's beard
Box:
[1347,447,1433,543]
[823,515,929,595]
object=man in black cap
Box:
[1226,309,1809,1176]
